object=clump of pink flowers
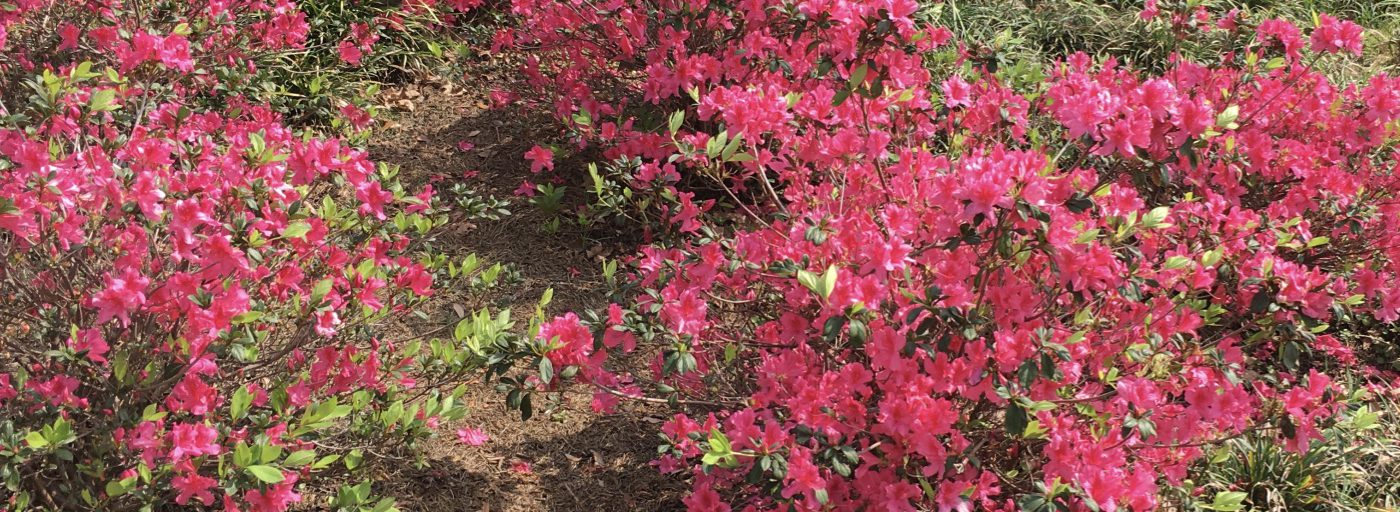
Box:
[0,0,484,510]
[503,1,1400,510]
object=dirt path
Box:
[363,60,686,511]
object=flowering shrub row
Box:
[501,1,1400,510]
[0,1,499,510]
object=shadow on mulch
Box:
[385,413,685,511]
[369,78,609,315]
[363,56,686,511]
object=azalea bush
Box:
[0,0,481,131]
[0,1,511,511]
[499,0,1400,510]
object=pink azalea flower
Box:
[168,422,221,461]
[69,328,109,364]
[172,472,217,506]
[244,472,301,512]
[523,145,554,173]
[456,427,490,446]
[1311,14,1364,56]
[942,75,972,108]
[91,269,149,327]
[340,104,372,130]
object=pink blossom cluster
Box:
[0,1,481,510]
[503,1,1399,510]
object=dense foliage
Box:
[500,0,1400,510]
[4,0,1400,510]
[0,1,491,510]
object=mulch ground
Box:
[360,55,687,511]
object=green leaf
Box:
[721,132,744,161]
[234,442,253,468]
[345,449,364,470]
[668,111,685,134]
[702,428,738,468]
[1005,402,1029,436]
[1281,341,1300,371]
[796,265,838,301]
[705,130,727,158]
[1206,491,1248,512]
[105,479,131,498]
[1352,407,1380,430]
[588,163,604,197]
[1216,105,1241,130]
[848,63,869,88]
[1250,289,1274,313]
[232,311,264,325]
[141,403,166,422]
[89,88,118,112]
[283,450,317,468]
[282,220,311,240]
[520,393,534,421]
[538,357,555,384]
[313,454,341,470]
[1209,445,1232,464]
[1141,206,1171,228]
[820,265,838,301]
[310,278,333,304]
[708,428,731,453]
[453,316,472,342]
[831,88,851,107]
[382,401,404,427]
[24,432,48,449]
[231,386,252,420]
[245,465,285,484]
[371,497,399,512]
[571,109,592,127]
[72,61,99,80]
[1163,255,1194,270]
[1019,494,1050,512]
[797,269,821,297]
[258,444,284,464]
[1201,248,1223,267]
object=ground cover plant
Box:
[2,0,1400,511]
